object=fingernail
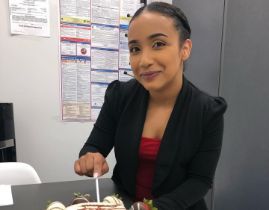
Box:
[93,172,99,178]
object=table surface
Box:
[0,178,132,210]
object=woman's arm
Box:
[79,80,121,157]
[74,81,121,177]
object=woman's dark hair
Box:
[130,2,191,43]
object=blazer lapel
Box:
[153,77,191,193]
[114,82,149,196]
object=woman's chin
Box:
[142,83,162,93]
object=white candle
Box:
[95,177,100,203]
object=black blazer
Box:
[80,77,227,210]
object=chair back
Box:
[0,162,41,185]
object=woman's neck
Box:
[149,74,183,107]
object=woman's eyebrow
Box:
[128,39,138,45]
[128,33,168,45]
[148,33,168,39]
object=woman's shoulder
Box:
[185,79,227,115]
[106,79,143,97]
[107,79,140,90]
[105,79,145,109]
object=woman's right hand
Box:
[74,152,109,177]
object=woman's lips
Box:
[140,71,161,81]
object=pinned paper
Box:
[0,185,14,206]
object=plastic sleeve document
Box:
[9,0,50,37]
[0,185,14,206]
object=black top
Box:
[80,77,227,210]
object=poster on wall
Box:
[147,0,172,4]
[9,0,50,37]
[90,0,120,120]
[60,0,142,121]
[60,0,91,121]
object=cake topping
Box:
[46,194,126,210]
[46,201,66,210]
[71,193,94,205]
[103,195,124,206]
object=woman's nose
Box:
[139,50,153,68]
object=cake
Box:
[46,194,126,210]
[45,193,153,210]
[66,202,126,210]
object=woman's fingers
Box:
[74,152,109,177]
[74,159,82,175]
[101,161,109,175]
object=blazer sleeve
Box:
[153,97,227,210]
[79,80,121,158]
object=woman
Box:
[74,2,227,210]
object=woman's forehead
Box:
[128,12,178,40]
[129,11,173,27]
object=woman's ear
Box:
[181,39,192,61]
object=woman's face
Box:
[128,11,192,93]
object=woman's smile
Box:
[140,71,162,81]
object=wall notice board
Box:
[59,0,142,121]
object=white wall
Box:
[0,0,115,183]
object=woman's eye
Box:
[153,41,166,48]
[129,46,140,54]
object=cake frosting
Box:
[66,202,126,210]
[46,195,126,210]
[45,194,154,210]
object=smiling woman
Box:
[75,2,227,210]
[129,15,182,89]
[128,10,192,99]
